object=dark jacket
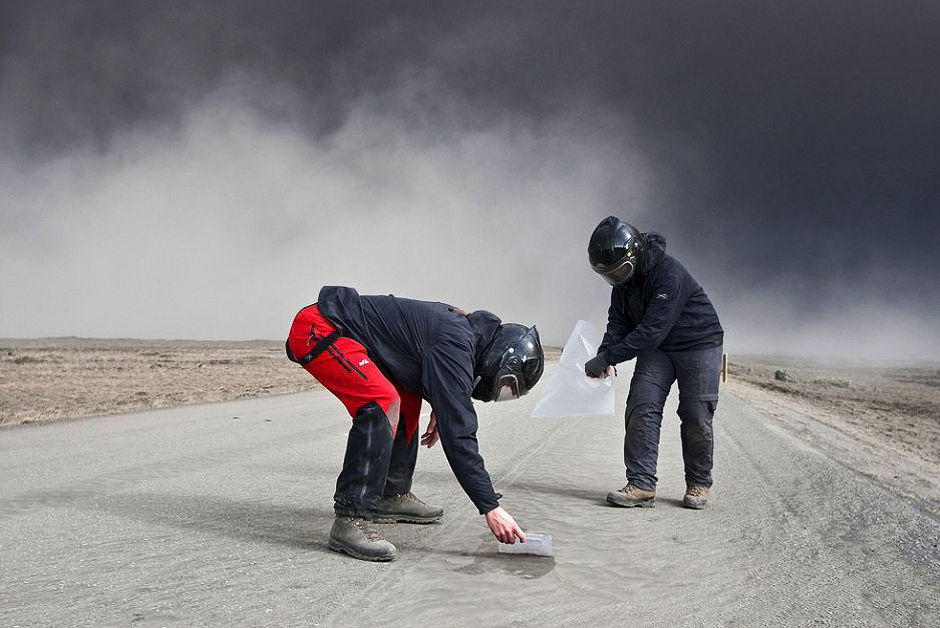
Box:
[598,233,723,365]
[317,286,502,514]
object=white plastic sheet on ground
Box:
[531,320,615,418]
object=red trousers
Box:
[287,304,422,441]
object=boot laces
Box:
[390,492,425,506]
[351,517,385,541]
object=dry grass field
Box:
[728,355,940,465]
[0,338,311,426]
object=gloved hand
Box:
[584,353,609,378]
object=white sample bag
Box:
[530,320,615,418]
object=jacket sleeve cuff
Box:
[476,495,501,515]
[604,346,636,366]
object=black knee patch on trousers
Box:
[334,401,394,519]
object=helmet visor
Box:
[598,258,635,286]
[493,374,522,402]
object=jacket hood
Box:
[642,231,667,274]
[467,309,502,369]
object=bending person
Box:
[286,286,544,562]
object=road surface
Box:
[1,366,938,626]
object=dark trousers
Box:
[334,404,419,518]
[384,413,419,496]
[623,345,722,490]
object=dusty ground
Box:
[2,346,939,624]
[727,354,940,514]
[0,338,310,426]
[2,364,938,626]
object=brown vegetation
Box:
[0,338,311,426]
[728,355,940,465]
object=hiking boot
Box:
[683,485,709,510]
[607,484,656,508]
[374,492,444,524]
[328,517,398,562]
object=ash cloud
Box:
[1,2,938,360]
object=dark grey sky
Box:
[1,1,938,357]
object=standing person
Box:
[585,217,724,509]
[286,286,544,561]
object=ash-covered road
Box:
[2,366,938,627]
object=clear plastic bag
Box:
[497,533,553,557]
[530,320,615,418]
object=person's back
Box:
[317,286,480,395]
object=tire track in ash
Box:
[712,394,940,626]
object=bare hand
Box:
[484,506,526,544]
[420,411,439,448]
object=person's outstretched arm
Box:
[422,344,525,543]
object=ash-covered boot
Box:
[374,492,443,524]
[683,485,709,510]
[606,483,656,508]
[328,516,398,562]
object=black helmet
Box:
[472,324,544,402]
[588,216,645,286]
